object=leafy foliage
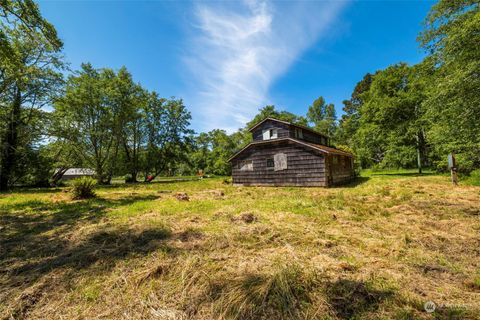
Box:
[335,0,479,173]
[336,73,373,146]
[246,105,308,130]
[352,64,428,169]
[0,0,64,190]
[52,64,192,183]
[71,177,97,199]
[420,0,480,170]
[188,129,243,176]
[307,96,337,137]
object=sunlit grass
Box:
[1,172,479,319]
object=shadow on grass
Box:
[370,172,436,177]
[0,187,64,195]
[331,176,370,188]
[326,279,394,319]
[11,227,171,275]
[0,194,170,297]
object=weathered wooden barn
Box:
[229,118,354,187]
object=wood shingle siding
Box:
[231,118,354,187]
[232,140,328,187]
[251,119,290,141]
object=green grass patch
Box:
[1,171,479,319]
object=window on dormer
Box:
[295,128,303,139]
[262,128,278,140]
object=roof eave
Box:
[227,138,353,162]
[247,117,332,140]
[247,117,291,132]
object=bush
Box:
[465,169,480,186]
[71,177,97,199]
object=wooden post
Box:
[448,153,458,185]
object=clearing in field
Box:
[1,172,479,319]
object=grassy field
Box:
[1,172,479,319]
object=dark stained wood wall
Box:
[252,120,291,141]
[291,128,328,146]
[232,140,327,186]
[327,154,354,185]
[252,119,329,146]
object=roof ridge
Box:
[247,117,331,139]
[228,137,352,162]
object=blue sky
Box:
[40,0,434,133]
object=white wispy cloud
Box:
[185,0,347,133]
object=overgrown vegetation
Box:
[1,173,479,319]
[71,177,97,199]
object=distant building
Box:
[229,118,354,187]
[59,168,95,180]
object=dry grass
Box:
[1,172,479,319]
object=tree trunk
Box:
[95,163,104,184]
[417,147,422,174]
[0,89,21,191]
[51,167,69,186]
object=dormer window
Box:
[262,128,278,140]
[295,128,303,139]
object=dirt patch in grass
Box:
[174,192,190,201]
[231,212,257,223]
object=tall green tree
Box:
[354,63,427,171]
[142,95,192,179]
[53,64,116,184]
[419,0,480,171]
[108,67,146,182]
[189,129,241,176]
[0,0,62,50]
[0,1,64,190]
[336,73,373,146]
[246,105,308,130]
[307,97,337,137]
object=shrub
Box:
[465,169,480,186]
[71,177,97,199]
[124,174,135,183]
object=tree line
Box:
[0,0,478,190]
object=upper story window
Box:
[262,128,278,140]
[295,128,303,139]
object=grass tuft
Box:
[212,262,321,320]
[71,177,97,199]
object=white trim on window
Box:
[262,128,278,140]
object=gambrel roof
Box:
[228,138,353,162]
[248,117,331,139]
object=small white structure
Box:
[59,168,95,180]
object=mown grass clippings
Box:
[0,171,479,319]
